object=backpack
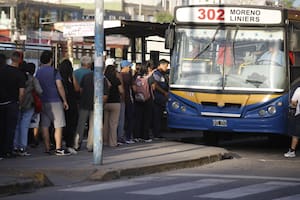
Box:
[134,75,151,102]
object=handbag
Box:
[32,90,42,113]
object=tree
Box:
[282,0,294,7]
[154,11,173,23]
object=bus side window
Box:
[290,52,300,83]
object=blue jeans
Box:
[14,108,34,150]
[117,102,125,140]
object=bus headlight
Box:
[268,106,276,115]
[258,109,266,116]
[172,101,180,109]
[180,106,186,112]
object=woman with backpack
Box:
[133,61,154,142]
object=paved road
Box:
[2,170,300,200]
[2,135,299,200]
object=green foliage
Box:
[282,0,295,8]
[154,11,173,23]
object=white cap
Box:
[105,58,115,66]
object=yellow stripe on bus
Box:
[171,91,281,106]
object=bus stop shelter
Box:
[55,19,169,63]
[104,20,169,63]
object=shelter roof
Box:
[104,20,169,38]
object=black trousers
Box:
[288,114,300,137]
[152,102,164,138]
[63,101,78,148]
[0,102,19,155]
[134,100,152,140]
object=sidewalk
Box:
[0,140,228,197]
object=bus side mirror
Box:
[165,28,174,49]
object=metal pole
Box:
[93,0,104,165]
[39,18,42,44]
[139,0,142,20]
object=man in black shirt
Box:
[74,72,109,151]
[0,52,26,158]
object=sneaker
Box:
[126,140,135,144]
[18,149,31,156]
[67,147,78,155]
[284,149,296,158]
[134,138,142,143]
[117,142,124,146]
[55,149,71,156]
[13,148,19,156]
[144,139,152,143]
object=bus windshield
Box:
[170,27,287,92]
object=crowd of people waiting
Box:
[0,49,170,158]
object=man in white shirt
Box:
[257,41,284,66]
[284,87,300,158]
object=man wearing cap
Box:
[118,60,135,144]
[105,58,115,67]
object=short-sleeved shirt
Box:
[0,65,26,103]
[79,72,110,110]
[150,69,169,105]
[292,87,300,116]
[258,51,284,66]
[120,72,134,104]
[36,66,62,103]
[74,68,92,85]
[79,72,94,110]
[107,76,121,103]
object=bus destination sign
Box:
[175,7,282,25]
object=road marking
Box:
[196,181,298,199]
[60,180,141,192]
[273,194,300,200]
[169,173,300,182]
[59,176,171,192]
[127,178,235,195]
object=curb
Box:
[89,153,224,181]
[0,172,53,197]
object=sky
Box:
[293,0,300,7]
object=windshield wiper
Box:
[232,26,239,69]
[193,26,221,60]
[245,72,266,88]
[246,79,263,88]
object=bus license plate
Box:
[213,119,227,127]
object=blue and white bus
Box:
[165,3,300,138]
